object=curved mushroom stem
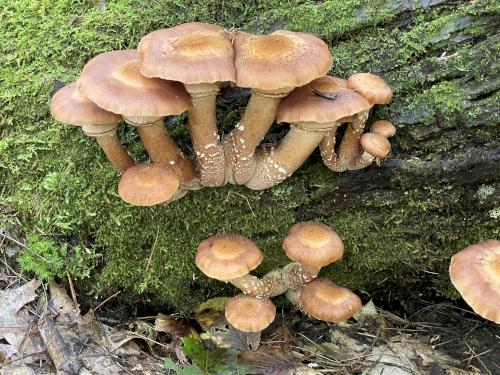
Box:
[229,269,286,298]
[335,110,370,172]
[82,123,135,174]
[245,122,330,190]
[319,124,346,172]
[285,287,303,310]
[347,127,395,170]
[281,262,320,289]
[222,88,291,185]
[184,83,226,187]
[124,116,200,190]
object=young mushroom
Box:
[195,235,287,297]
[298,278,362,323]
[222,30,332,185]
[333,73,393,172]
[245,76,369,190]
[449,239,500,323]
[225,294,276,349]
[139,22,236,187]
[118,163,182,206]
[50,82,134,173]
[77,50,199,190]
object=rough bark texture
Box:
[0,0,498,312]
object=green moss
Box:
[1,0,498,312]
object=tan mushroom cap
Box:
[277,76,370,124]
[283,222,344,268]
[360,132,391,158]
[347,73,393,104]
[300,278,362,323]
[225,295,276,332]
[196,235,263,281]
[370,120,396,138]
[50,82,122,126]
[449,239,500,323]
[234,30,332,91]
[78,49,191,118]
[118,164,180,206]
[138,22,236,84]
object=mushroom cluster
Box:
[195,222,362,343]
[50,22,396,205]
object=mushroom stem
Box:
[229,269,286,298]
[125,116,199,190]
[335,110,370,172]
[222,89,291,185]
[281,262,320,289]
[319,124,346,172]
[81,123,135,174]
[285,287,303,310]
[245,123,328,190]
[184,83,226,187]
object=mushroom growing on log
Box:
[78,50,199,190]
[222,30,332,185]
[50,82,134,174]
[139,22,236,187]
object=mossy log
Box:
[0,0,498,312]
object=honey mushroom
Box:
[138,22,236,187]
[222,30,332,185]
[77,49,199,190]
[50,82,134,174]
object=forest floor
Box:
[1,253,498,375]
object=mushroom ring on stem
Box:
[139,22,236,187]
[222,30,332,185]
[78,49,198,190]
[449,239,500,323]
[50,82,134,174]
[245,76,370,190]
[195,235,287,297]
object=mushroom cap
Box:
[234,30,332,91]
[347,73,392,104]
[78,50,191,118]
[225,294,276,332]
[360,132,391,158]
[277,76,370,124]
[449,239,500,323]
[300,278,362,323]
[138,22,236,84]
[50,82,122,126]
[283,221,344,268]
[196,235,263,281]
[118,164,180,206]
[370,120,396,138]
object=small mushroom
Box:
[195,235,286,297]
[118,163,182,206]
[334,73,393,172]
[78,50,198,190]
[299,278,362,323]
[139,23,236,187]
[245,76,369,190]
[449,239,500,323]
[50,82,134,173]
[225,294,276,349]
[282,221,344,289]
[222,30,332,185]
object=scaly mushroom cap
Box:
[234,30,332,91]
[78,50,191,118]
[370,120,396,138]
[277,76,370,125]
[360,133,391,158]
[449,239,500,323]
[138,22,236,84]
[283,222,344,268]
[50,82,122,126]
[300,278,362,323]
[118,164,180,206]
[347,73,392,104]
[196,235,263,281]
[225,294,276,332]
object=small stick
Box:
[66,273,78,308]
[94,291,121,312]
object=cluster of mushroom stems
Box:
[50,22,396,206]
[195,221,363,341]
